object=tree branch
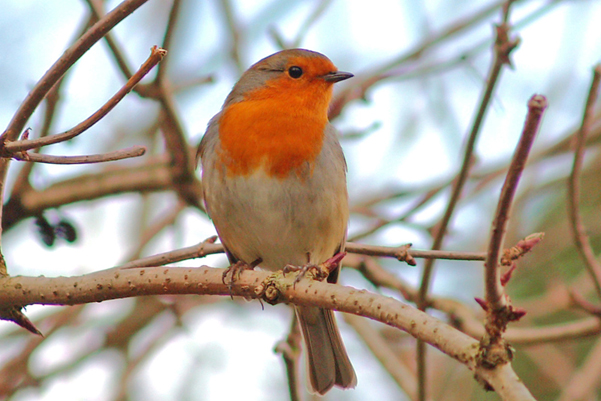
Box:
[0,266,533,399]
[418,4,521,310]
[557,336,601,401]
[2,47,166,153]
[274,316,302,401]
[484,95,547,311]
[415,4,520,398]
[566,64,601,300]
[2,155,174,230]
[344,313,425,400]
[0,0,150,143]
[12,146,146,165]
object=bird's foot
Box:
[284,252,347,287]
[222,258,262,296]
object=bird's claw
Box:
[222,258,262,298]
[284,263,318,288]
[284,252,346,288]
[222,261,250,297]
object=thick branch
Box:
[0,266,533,399]
[2,156,173,230]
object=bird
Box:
[197,48,356,395]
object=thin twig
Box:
[156,0,181,85]
[347,254,601,345]
[115,240,486,270]
[557,336,601,401]
[85,0,134,79]
[9,15,94,198]
[274,316,302,401]
[329,0,509,119]
[345,243,485,263]
[349,182,450,242]
[291,0,333,48]
[485,95,547,310]
[3,47,166,153]
[415,4,520,398]
[117,236,220,269]
[124,200,188,262]
[566,64,601,300]
[219,0,244,75]
[0,0,149,143]
[505,317,601,345]
[418,4,520,310]
[12,146,146,165]
[344,313,425,401]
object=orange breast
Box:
[218,82,331,179]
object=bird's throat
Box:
[218,95,329,179]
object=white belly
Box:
[204,167,347,270]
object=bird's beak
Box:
[322,71,354,83]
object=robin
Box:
[197,48,356,394]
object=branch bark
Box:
[0,265,534,399]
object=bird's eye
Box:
[288,66,303,79]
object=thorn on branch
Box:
[475,297,489,312]
[509,306,527,322]
[475,298,527,323]
[500,263,516,286]
[0,306,42,336]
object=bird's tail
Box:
[295,305,357,395]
